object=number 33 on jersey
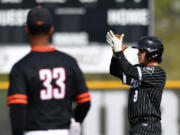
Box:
[39,67,66,100]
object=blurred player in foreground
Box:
[106,30,166,135]
[7,6,91,135]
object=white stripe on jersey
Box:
[122,73,127,84]
[137,67,142,81]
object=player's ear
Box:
[49,26,54,35]
[25,26,30,35]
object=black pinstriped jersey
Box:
[7,46,91,131]
[110,52,166,124]
[122,65,166,121]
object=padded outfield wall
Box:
[0,81,180,135]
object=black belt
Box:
[129,117,160,127]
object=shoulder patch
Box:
[143,67,155,74]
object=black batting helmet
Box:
[133,36,164,63]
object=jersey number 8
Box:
[39,67,66,100]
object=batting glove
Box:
[106,30,124,52]
[69,118,81,135]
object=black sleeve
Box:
[73,60,89,95]
[72,59,91,122]
[8,63,28,101]
[9,104,26,135]
[110,55,123,79]
[114,51,139,81]
[74,101,91,123]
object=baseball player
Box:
[7,6,91,135]
[106,30,166,135]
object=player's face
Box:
[138,49,148,64]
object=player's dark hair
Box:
[27,25,51,35]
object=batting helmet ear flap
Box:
[145,51,152,61]
[145,49,163,63]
